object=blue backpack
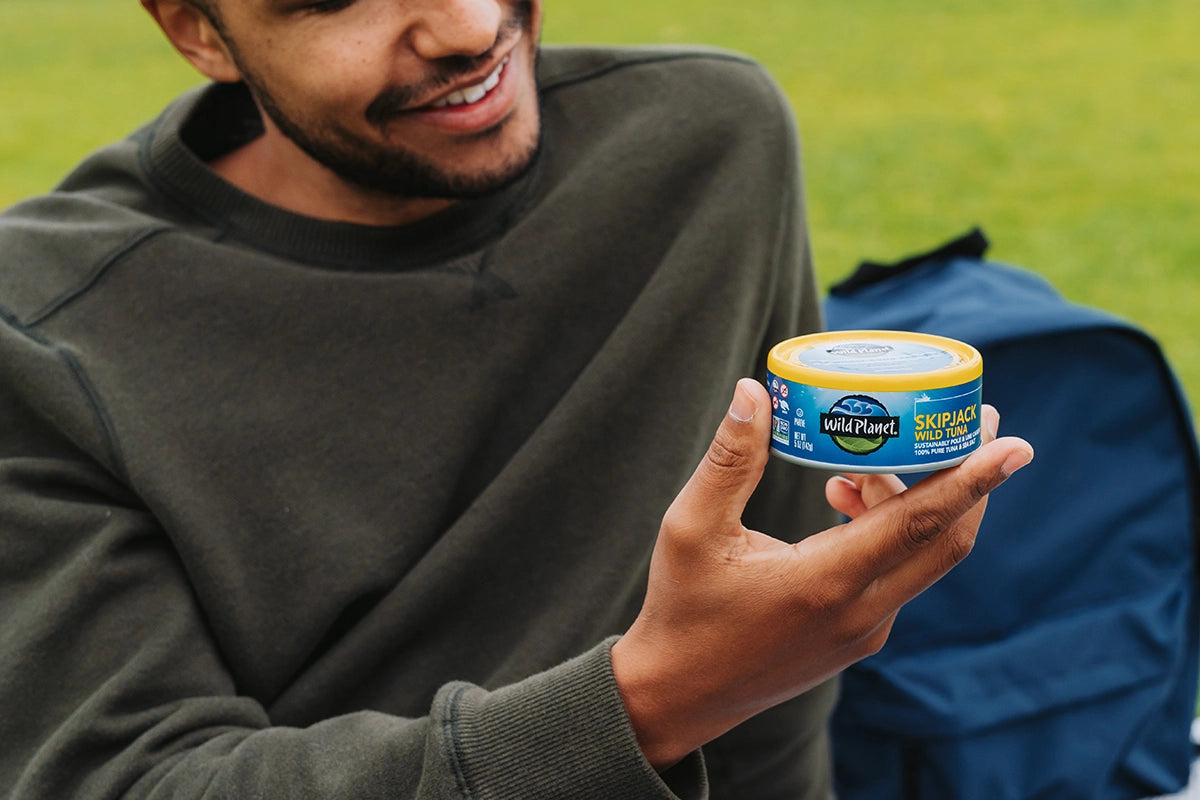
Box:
[824,229,1200,799]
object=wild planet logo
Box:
[820,395,900,456]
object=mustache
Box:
[365,1,533,128]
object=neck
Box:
[209,122,456,228]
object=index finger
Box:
[832,404,1003,517]
[834,433,1033,602]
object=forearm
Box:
[9,647,700,800]
[6,550,702,800]
[98,644,702,800]
[0,458,700,800]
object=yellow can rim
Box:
[767,330,982,392]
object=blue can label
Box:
[767,373,983,473]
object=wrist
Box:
[610,633,725,771]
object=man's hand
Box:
[611,378,1034,769]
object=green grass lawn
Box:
[3,0,1198,407]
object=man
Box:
[0,0,1033,797]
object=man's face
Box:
[204,0,543,200]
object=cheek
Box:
[257,37,388,115]
[264,65,379,129]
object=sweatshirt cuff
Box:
[431,637,707,800]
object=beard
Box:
[232,2,540,200]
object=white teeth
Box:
[461,84,487,104]
[430,56,508,108]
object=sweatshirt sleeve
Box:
[0,325,704,799]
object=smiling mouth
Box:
[428,56,510,109]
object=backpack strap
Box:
[830,227,990,296]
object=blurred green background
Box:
[3,0,1198,405]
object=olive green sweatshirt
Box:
[0,45,837,799]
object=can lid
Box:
[767,330,982,391]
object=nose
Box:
[407,0,504,60]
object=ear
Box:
[141,0,242,84]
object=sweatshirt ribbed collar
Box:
[141,82,542,272]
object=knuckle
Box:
[943,525,977,566]
[659,503,701,545]
[900,505,952,552]
[840,613,883,649]
[965,469,995,506]
[858,625,891,658]
[896,467,996,555]
[704,430,756,474]
[788,564,857,619]
[659,503,685,535]
[795,582,843,618]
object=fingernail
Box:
[1000,448,1033,478]
[728,380,758,423]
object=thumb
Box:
[666,378,772,538]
